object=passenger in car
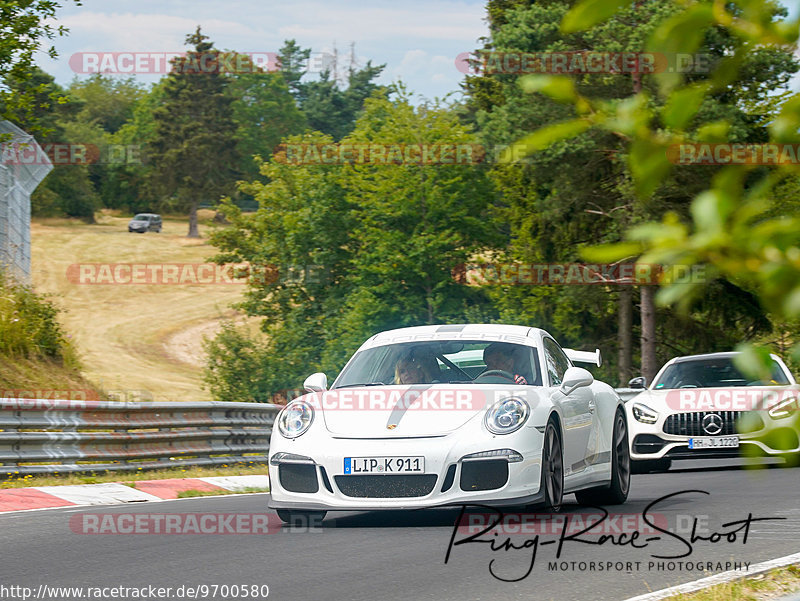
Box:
[483,343,528,385]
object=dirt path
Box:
[163,319,230,367]
[31,215,256,401]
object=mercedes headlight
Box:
[485,397,529,435]
[768,396,799,420]
[632,402,658,424]
[278,400,314,438]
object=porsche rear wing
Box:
[564,348,602,367]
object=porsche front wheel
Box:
[541,420,564,512]
[575,410,630,505]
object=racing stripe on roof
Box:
[436,325,465,333]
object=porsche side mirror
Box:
[303,372,328,393]
[560,367,594,396]
[628,376,647,389]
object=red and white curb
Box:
[623,550,800,601]
[0,475,268,513]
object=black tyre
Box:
[275,509,327,525]
[575,410,631,506]
[630,458,671,474]
[541,420,564,512]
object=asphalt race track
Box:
[1,459,798,601]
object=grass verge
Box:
[176,487,269,498]
[663,565,800,601]
[0,463,267,489]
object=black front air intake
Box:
[279,464,319,493]
[334,475,437,498]
[459,459,508,491]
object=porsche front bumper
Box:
[268,425,547,511]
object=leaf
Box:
[648,5,715,92]
[498,119,591,162]
[519,75,577,103]
[769,95,800,143]
[561,0,634,33]
[783,286,800,317]
[581,242,644,262]
[662,84,710,130]
[732,343,775,381]
[695,120,731,143]
[629,138,672,198]
[655,280,705,310]
[690,190,735,233]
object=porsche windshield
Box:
[334,341,542,387]
[653,357,790,389]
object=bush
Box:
[203,321,271,402]
[0,269,77,364]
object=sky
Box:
[36,0,488,101]
[36,0,799,99]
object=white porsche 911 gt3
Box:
[268,324,630,523]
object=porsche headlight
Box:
[485,397,529,435]
[632,402,658,424]
[278,400,314,438]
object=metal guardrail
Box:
[0,399,282,475]
[1,390,643,476]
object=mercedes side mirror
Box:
[628,376,646,389]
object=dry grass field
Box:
[30,211,256,401]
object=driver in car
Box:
[483,342,528,385]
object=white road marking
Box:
[623,551,800,601]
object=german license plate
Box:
[688,436,739,449]
[343,456,425,474]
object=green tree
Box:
[227,55,306,181]
[462,0,794,383]
[67,74,145,134]
[0,0,80,134]
[146,27,239,237]
[277,39,311,102]
[301,62,388,140]
[205,90,499,400]
[322,91,500,361]
[5,67,100,222]
[100,80,166,213]
[206,130,353,398]
[509,0,800,374]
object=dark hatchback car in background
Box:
[128,213,162,233]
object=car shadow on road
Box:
[639,457,788,475]
[312,502,624,530]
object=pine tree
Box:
[146,27,239,237]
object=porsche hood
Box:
[302,384,536,438]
